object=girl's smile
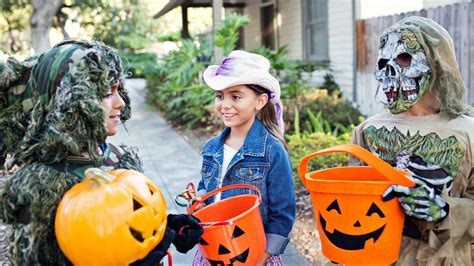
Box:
[222,112,237,119]
[215,85,267,131]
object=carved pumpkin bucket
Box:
[298,144,415,265]
[55,168,167,265]
[188,184,265,265]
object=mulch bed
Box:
[291,189,329,265]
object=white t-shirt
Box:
[215,144,238,201]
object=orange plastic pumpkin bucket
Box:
[298,144,415,265]
[188,184,265,265]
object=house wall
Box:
[243,0,262,51]
[242,1,355,101]
[327,1,355,101]
[243,0,303,59]
[278,0,303,59]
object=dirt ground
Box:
[292,189,329,265]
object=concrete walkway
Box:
[110,79,311,266]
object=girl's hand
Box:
[255,252,272,266]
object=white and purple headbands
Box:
[203,50,284,135]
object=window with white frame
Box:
[303,0,328,61]
[260,0,276,50]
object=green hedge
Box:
[119,52,159,78]
[288,132,352,188]
[284,89,363,135]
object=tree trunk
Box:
[30,0,64,54]
[57,12,70,40]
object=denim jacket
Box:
[197,118,296,255]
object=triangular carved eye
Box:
[231,225,245,239]
[326,199,341,214]
[148,187,155,195]
[129,228,144,242]
[366,203,385,218]
[218,244,231,255]
[133,198,143,211]
[199,238,209,245]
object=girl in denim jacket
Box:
[192,50,296,266]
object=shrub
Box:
[120,52,159,78]
[145,13,249,129]
[287,132,352,188]
[284,89,363,135]
[145,38,210,125]
[215,13,250,56]
[251,46,328,100]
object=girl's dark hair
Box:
[246,84,286,146]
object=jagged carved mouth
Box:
[319,214,385,250]
[205,248,249,266]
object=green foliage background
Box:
[142,12,364,188]
[1,0,159,54]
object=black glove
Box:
[167,214,204,253]
[131,226,175,266]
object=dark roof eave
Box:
[153,0,184,19]
[153,0,246,19]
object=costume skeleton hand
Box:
[382,176,449,222]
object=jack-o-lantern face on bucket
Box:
[201,225,250,266]
[298,144,414,264]
[189,185,266,265]
[55,168,167,265]
[319,199,387,250]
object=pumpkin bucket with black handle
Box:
[188,184,265,266]
[298,144,415,265]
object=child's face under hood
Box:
[0,40,131,166]
[102,81,126,136]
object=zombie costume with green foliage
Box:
[0,40,142,265]
[352,17,473,265]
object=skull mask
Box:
[375,30,431,113]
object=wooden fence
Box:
[355,2,474,116]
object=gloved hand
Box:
[382,177,449,222]
[131,226,175,266]
[167,214,204,253]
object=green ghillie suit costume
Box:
[352,17,473,265]
[0,40,142,265]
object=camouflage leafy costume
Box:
[352,17,473,265]
[0,40,142,265]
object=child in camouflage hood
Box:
[352,17,473,265]
[0,40,202,265]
